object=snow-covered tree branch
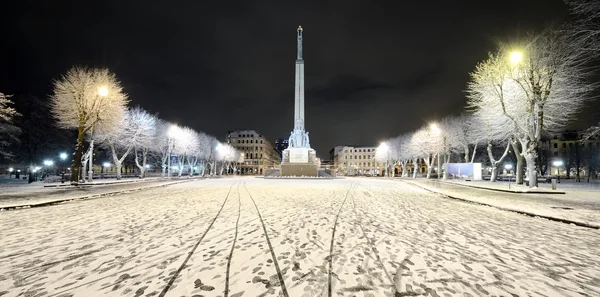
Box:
[50,67,128,184]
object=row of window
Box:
[344,148,374,153]
[552,142,598,148]
[345,155,373,160]
[230,139,264,144]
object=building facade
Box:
[330,145,429,176]
[225,130,280,175]
[543,130,600,178]
[330,145,383,176]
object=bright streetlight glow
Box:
[145,164,150,169]
[504,164,513,170]
[168,125,182,138]
[509,51,523,65]
[98,86,109,97]
[553,160,564,167]
[378,142,388,152]
[8,167,13,172]
[32,169,38,173]
[43,160,54,166]
[103,162,111,168]
[59,152,68,160]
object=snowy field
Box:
[0,177,598,297]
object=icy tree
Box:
[171,126,199,177]
[375,142,394,177]
[409,127,442,179]
[153,120,173,177]
[0,93,21,158]
[95,107,156,180]
[129,107,158,178]
[216,143,238,175]
[566,0,600,52]
[467,30,591,187]
[439,114,481,164]
[50,67,128,184]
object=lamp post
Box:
[43,160,54,181]
[552,160,563,183]
[59,152,68,183]
[504,164,513,189]
[8,167,13,178]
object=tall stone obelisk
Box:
[294,26,305,134]
[279,26,318,177]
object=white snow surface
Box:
[0,177,598,297]
[406,178,600,228]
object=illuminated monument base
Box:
[280,147,318,177]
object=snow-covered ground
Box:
[405,178,600,228]
[0,177,598,297]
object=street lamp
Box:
[98,86,109,97]
[552,160,563,177]
[59,152,68,183]
[505,164,513,188]
[378,142,389,177]
[509,51,523,65]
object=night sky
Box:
[2,0,596,158]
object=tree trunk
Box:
[511,140,524,184]
[470,142,478,163]
[401,162,408,177]
[70,128,86,184]
[426,155,433,179]
[443,153,450,180]
[464,145,470,163]
[412,158,418,178]
[115,162,122,180]
[87,139,94,182]
[525,153,537,187]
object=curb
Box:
[428,179,566,194]
[400,180,599,230]
[0,178,202,212]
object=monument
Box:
[279,26,319,177]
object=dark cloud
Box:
[3,0,596,158]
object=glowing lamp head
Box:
[553,160,564,167]
[103,162,111,168]
[504,164,513,170]
[98,86,109,97]
[8,167,13,172]
[59,152,68,160]
[509,51,523,65]
[43,160,54,166]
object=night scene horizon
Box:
[1,0,600,296]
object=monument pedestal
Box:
[279,147,318,177]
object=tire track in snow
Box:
[350,188,396,294]
[327,183,353,297]
[158,181,237,297]
[224,183,241,297]
[243,182,290,297]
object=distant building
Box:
[542,130,600,178]
[275,138,289,159]
[330,145,428,176]
[225,130,280,175]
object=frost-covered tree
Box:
[566,0,600,52]
[467,30,591,187]
[170,126,199,177]
[129,107,158,178]
[95,107,155,180]
[0,93,21,159]
[410,127,442,179]
[216,143,238,175]
[153,120,173,177]
[440,114,480,163]
[50,67,128,184]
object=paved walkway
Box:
[401,178,600,228]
